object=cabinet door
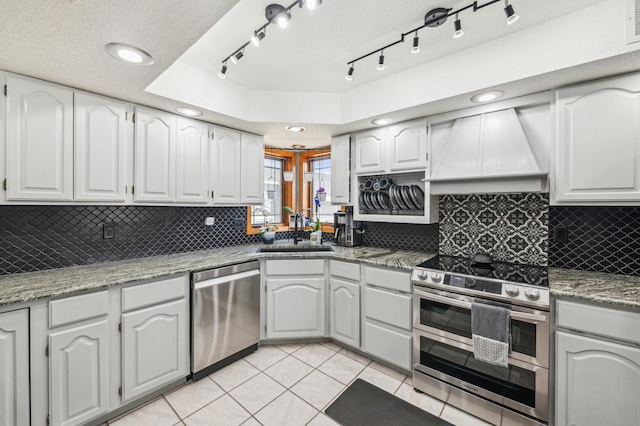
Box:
[134,107,176,202]
[6,74,73,201]
[556,331,640,426]
[266,277,326,339]
[240,133,264,204]
[329,278,360,347]
[331,135,351,204]
[122,299,188,402]
[211,127,241,204]
[555,74,640,204]
[176,118,209,204]
[74,92,127,202]
[0,309,30,426]
[363,321,411,371]
[49,320,109,426]
[387,119,428,172]
[354,128,386,174]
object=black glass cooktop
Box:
[416,255,549,288]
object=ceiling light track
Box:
[218,0,323,79]
[344,0,519,80]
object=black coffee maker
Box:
[333,209,362,247]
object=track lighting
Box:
[299,0,322,10]
[453,14,464,38]
[411,31,420,53]
[346,1,522,80]
[218,62,227,79]
[377,51,385,71]
[251,30,265,47]
[266,4,291,29]
[230,50,244,64]
[219,1,322,81]
[345,64,354,81]
[504,1,519,25]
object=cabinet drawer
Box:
[556,300,640,344]
[330,260,360,282]
[363,266,410,293]
[122,275,188,312]
[364,321,411,370]
[49,290,109,328]
[265,259,324,276]
[364,287,412,331]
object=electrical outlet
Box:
[204,217,215,226]
[103,223,116,239]
[234,218,244,230]
[553,226,568,243]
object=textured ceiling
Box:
[1,0,638,149]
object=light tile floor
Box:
[108,342,495,426]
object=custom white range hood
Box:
[428,94,551,194]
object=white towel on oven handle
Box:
[472,334,509,368]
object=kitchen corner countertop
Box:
[0,243,436,307]
[549,267,640,310]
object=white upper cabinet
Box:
[331,135,351,205]
[554,73,640,205]
[240,133,264,204]
[211,126,242,204]
[176,118,209,204]
[74,92,128,202]
[6,74,73,201]
[211,126,264,205]
[387,120,428,172]
[354,120,428,175]
[134,106,177,203]
[354,128,386,174]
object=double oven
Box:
[411,256,550,425]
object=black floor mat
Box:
[325,379,454,426]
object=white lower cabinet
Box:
[362,265,412,370]
[49,320,110,426]
[264,259,326,339]
[555,300,640,426]
[121,299,189,402]
[329,278,360,347]
[0,309,30,426]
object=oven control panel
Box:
[412,269,549,308]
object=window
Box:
[309,156,333,224]
[250,156,284,226]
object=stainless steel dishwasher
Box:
[191,261,260,380]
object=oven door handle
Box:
[416,290,547,323]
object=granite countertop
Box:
[0,243,436,307]
[549,267,640,310]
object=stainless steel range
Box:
[411,255,550,426]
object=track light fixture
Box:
[219,0,322,80]
[218,62,227,79]
[345,0,520,80]
[411,31,420,53]
[504,0,519,25]
[251,30,265,47]
[377,51,385,71]
[453,14,464,38]
[345,64,354,81]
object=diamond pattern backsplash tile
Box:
[361,222,439,253]
[439,193,549,266]
[549,206,640,276]
[0,205,263,275]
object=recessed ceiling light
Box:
[286,126,306,133]
[471,90,504,103]
[176,107,203,117]
[105,43,154,65]
[371,118,393,126]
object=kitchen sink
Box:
[257,245,334,253]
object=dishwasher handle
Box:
[193,269,260,290]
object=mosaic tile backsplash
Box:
[361,222,439,253]
[549,206,640,276]
[439,193,550,266]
